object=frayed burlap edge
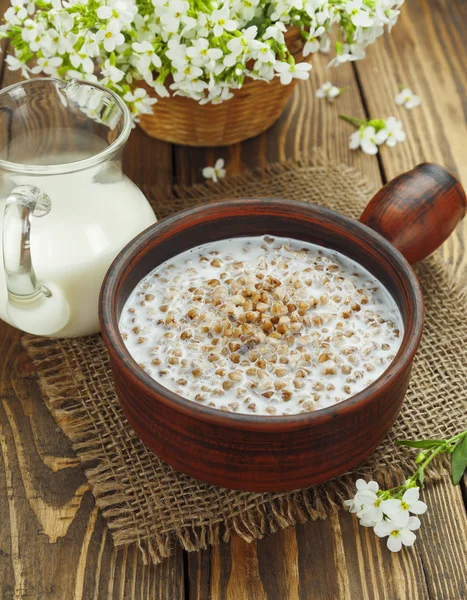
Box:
[22,154,460,564]
[22,335,451,564]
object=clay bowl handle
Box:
[359,163,467,264]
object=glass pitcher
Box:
[0,78,156,337]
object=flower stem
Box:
[339,114,367,128]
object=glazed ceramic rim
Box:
[100,198,424,431]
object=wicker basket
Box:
[138,28,308,147]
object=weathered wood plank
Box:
[188,478,467,600]
[0,323,186,600]
[354,0,467,282]
[0,15,184,597]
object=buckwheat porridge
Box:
[119,236,403,416]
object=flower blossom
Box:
[202,158,226,183]
[395,87,421,110]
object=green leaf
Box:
[417,466,425,487]
[396,439,444,449]
[451,434,467,485]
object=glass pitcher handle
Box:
[2,185,70,335]
[3,185,52,300]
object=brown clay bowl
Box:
[100,163,466,492]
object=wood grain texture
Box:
[188,489,467,600]
[1,0,466,596]
[353,0,467,282]
[360,162,467,264]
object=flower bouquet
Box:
[1,0,404,146]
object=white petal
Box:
[390,510,410,528]
[395,90,407,104]
[407,516,421,531]
[361,139,378,155]
[358,490,378,505]
[359,517,376,527]
[403,488,420,503]
[396,131,407,143]
[387,535,402,552]
[368,506,384,523]
[408,500,427,515]
[374,521,391,538]
[202,167,214,179]
[274,62,290,73]
[97,6,112,19]
[375,129,388,144]
[362,125,376,139]
[367,481,379,494]
[381,499,402,515]
[214,158,224,170]
[355,479,367,491]
[103,38,115,52]
[406,96,421,109]
[349,132,361,150]
[399,528,417,546]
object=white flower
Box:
[21,19,45,52]
[233,0,260,21]
[70,49,95,74]
[123,88,157,118]
[395,87,421,110]
[133,13,160,41]
[202,158,226,182]
[166,38,189,69]
[316,81,340,101]
[263,22,286,44]
[210,5,237,37]
[274,61,312,85]
[101,59,125,84]
[5,54,30,78]
[374,516,421,552]
[96,20,125,52]
[224,26,260,67]
[132,41,162,70]
[379,116,406,147]
[303,25,325,57]
[159,0,189,35]
[31,56,63,76]
[349,125,386,155]
[381,487,427,528]
[346,0,375,27]
[256,43,276,64]
[40,28,60,56]
[4,0,29,25]
[2,0,405,108]
[186,38,223,67]
[344,478,380,515]
[97,0,137,26]
[328,43,366,67]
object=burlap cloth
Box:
[23,156,467,564]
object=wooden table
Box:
[1,0,467,597]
